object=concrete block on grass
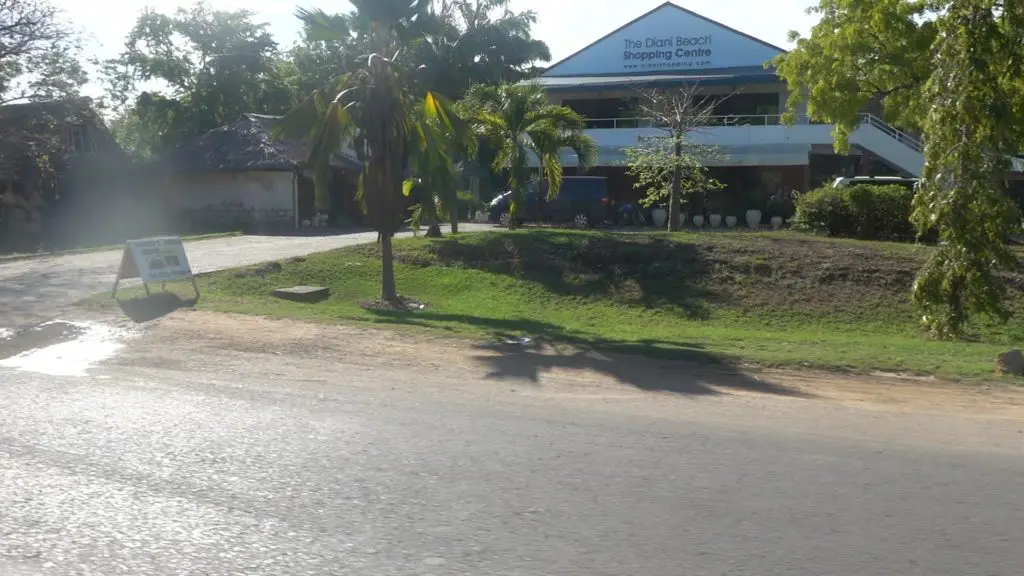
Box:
[272,285,330,303]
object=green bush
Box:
[793,184,918,241]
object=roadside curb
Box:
[0,247,120,264]
[0,232,244,264]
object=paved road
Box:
[0,225,491,329]
[1,353,1022,575]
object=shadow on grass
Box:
[409,230,726,320]
[369,309,811,399]
[116,292,197,323]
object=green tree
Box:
[462,82,597,228]
[99,2,295,152]
[105,108,159,160]
[775,0,1024,338]
[414,0,550,98]
[275,2,475,303]
[415,1,551,229]
[0,0,88,104]
[282,1,550,232]
[282,11,363,101]
[625,85,725,230]
[405,107,477,236]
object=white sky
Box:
[55,0,820,95]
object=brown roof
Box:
[166,113,309,172]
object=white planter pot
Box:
[725,215,737,228]
[709,214,722,228]
[745,209,762,229]
[770,216,783,230]
[652,208,667,228]
[692,214,705,228]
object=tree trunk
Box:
[380,231,398,303]
[668,138,683,231]
[450,206,459,234]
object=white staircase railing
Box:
[858,114,922,153]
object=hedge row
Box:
[792,184,920,241]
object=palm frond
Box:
[295,8,351,43]
[541,153,563,199]
[302,99,357,209]
[559,130,599,172]
[271,75,351,141]
[402,178,417,197]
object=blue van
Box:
[487,176,612,229]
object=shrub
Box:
[793,184,917,241]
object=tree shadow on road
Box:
[368,310,812,399]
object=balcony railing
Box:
[582,114,790,130]
[582,113,924,152]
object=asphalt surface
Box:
[0,226,491,329]
[3,224,1023,574]
[1,356,1022,575]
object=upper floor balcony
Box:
[572,113,924,176]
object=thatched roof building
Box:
[165,113,360,173]
[0,98,124,180]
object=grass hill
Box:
[189,229,1024,380]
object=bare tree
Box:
[0,0,86,104]
[629,84,726,231]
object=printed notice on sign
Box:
[124,237,194,283]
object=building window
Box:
[64,127,90,154]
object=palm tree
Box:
[462,82,598,226]
[404,0,551,235]
[274,1,474,303]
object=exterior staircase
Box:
[849,114,923,177]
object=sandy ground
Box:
[106,309,1024,424]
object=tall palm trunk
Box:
[450,206,459,233]
[366,27,404,303]
[377,163,403,302]
[379,231,397,301]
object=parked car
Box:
[488,176,612,229]
[832,176,920,190]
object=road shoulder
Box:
[105,309,1024,422]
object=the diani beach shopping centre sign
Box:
[621,33,714,71]
[541,4,784,77]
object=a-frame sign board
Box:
[111,236,200,300]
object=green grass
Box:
[0,231,243,262]
[95,229,1024,381]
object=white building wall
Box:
[175,171,296,231]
